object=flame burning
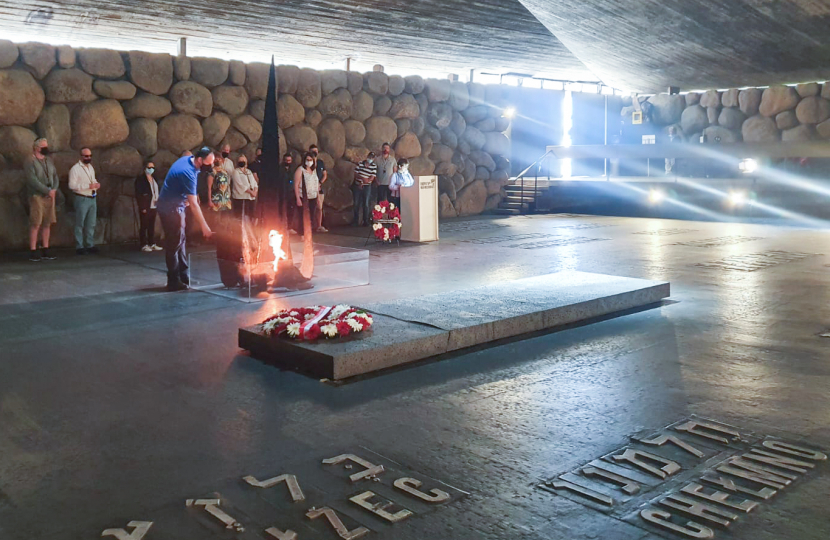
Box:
[268,230,287,272]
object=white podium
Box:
[401,175,439,242]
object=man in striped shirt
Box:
[352,152,377,226]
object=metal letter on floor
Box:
[306,507,369,540]
[101,521,153,540]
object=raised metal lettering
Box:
[761,440,827,461]
[701,474,777,500]
[243,474,306,502]
[581,466,640,495]
[640,508,714,539]
[745,449,814,473]
[306,507,369,540]
[547,479,613,506]
[675,420,741,445]
[265,526,298,540]
[717,457,796,489]
[639,434,705,458]
[658,494,739,527]
[680,483,758,512]
[350,491,413,522]
[185,499,244,532]
[612,448,681,479]
[393,477,451,503]
[101,521,153,540]
[322,454,385,483]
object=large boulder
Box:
[285,124,317,151]
[351,91,374,122]
[388,75,405,97]
[404,75,425,94]
[450,112,467,137]
[469,150,497,171]
[462,126,486,150]
[700,90,721,109]
[228,60,246,86]
[220,128,247,152]
[278,65,300,94]
[425,79,451,102]
[127,51,173,95]
[475,117,496,132]
[344,120,366,146]
[424,126,441,145]
[364,71,389,95]
[123,93,172,119]
[418,134,434,157]
[93,80,137,100]
[306,109,323,128]
[127,118,158,156]
[707,107,720,125]
[742,115,779,142]
[321,69,348,95]
[36,104,71,151]
[439,128,457,149]
[0,126,37,165]
[474,166,491,181]
[483,132,509,156]
[680,105,708,134]
[173,55,190,81]
[211,85,249,116]
[77,48,124,79]
[823,83,830,100]
[249,100,265,122]
[415,93,429,117]
[782,125,814,142]
[43,68,95,103]
[389,94,420,120]
[190,57,228,87]
[409,157,436,176]
[202,112,231,147]
[150,150,179,177]
[0,169,25,197]
[739,88,762,116]
[412,117,426,137]
[169,81,212,117]
[157,114,203,155]
[318,118,346,159]
[395,132,422,159]
[685,93,701,106]
[435,162,457,177]
[795,96,830,124]
[449,81,469,111]
[364,116,398,151]
[463,159,477,182]
[462,104,489,124]
[0,40,18,68]
[320,88,353,120]
[71,100,129,149]
[100,145,143,176]
[0,197,28,250]
[759,86,799,117]
[347,71,363,95]
[718,108,746,131]
[438,175,457,201]
[797,83,819,97]
[232,114,262,142]
[277,94,305,129]
[817,119,830,139]
[396,119,411,139]
[429,143,454,164]
[775,111,799,130]
[439,193,456,219]
[19,43,56,79]
[244,62,269,100]
[344,146,369,163]
[373,95,393,116]
[721,89,740,108]
[455,180,487,216]
[296,68,322,108]
[0,69,46,124]
[703,125,740,144]
[648,94,685,125]
[427,102,453,129]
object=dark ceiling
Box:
[2,0,596,81]
[518,0,830,92]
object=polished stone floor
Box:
[0,214,828,540]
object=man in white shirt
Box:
[221,144,235,178]
[68,147,101,255]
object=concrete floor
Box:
[0,214,828,540]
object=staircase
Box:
[495,150,555,215]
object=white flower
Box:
[383,228,390,240]
[373,223,382,231]
[374,205,382,212]
[262,320,278,334]
[329,305,349,319]
[289,311,299,317]
[286,323,301,337]
[347,319,363,332]
[389,203,395,210]
[321,324,338,338]
[305,313,315,320]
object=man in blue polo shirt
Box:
[157,147,214,291]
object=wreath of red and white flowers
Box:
[372,200,401,241]
[260,305,374,341]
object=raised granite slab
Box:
[239,271,670,380]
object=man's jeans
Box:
[73,196,97,249]
[159,206,188,285]
[352,185,371,225]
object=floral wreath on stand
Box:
[372,200,401,242]
[261,305,374,341]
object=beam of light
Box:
[561,89,573,179]
[503,107,516,119]
[613,182,726,220]
[728,190,746,207]
[648,188,665,204]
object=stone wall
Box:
[0,40,512,251]
[627,83,830,144]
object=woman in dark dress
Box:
[134,160,161,252]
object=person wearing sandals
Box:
[135,160,162,252]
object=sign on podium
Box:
[401,175,439,242]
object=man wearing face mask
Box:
[376,142,398,204]
[68,147,101,255]
[220,144,235,177]
[157,147,214,291]
[24,138,60,261]
[352,152,377,227]
[232,155,258,219]
[309,144,328,232]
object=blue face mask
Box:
[368,159,374,164]
[145,168,154,175]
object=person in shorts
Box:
[24,138,59,261]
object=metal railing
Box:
[511,150,553,214]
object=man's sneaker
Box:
[29,251,41,262]
[41,248,56,260]
[317,226,329,233]
[166,281,188,292]
[141,245,153,252]
[76,248,87,255]
[87,246,99,254]
[151,244,163,251]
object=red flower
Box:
[354,317,370,328]
[374,227,385,240]
[336,321,352,336]
[270,323,288,337]
[303,324,322,341]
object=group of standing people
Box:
[351,142,414,226]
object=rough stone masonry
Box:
[0,41,513,251]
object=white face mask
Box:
[145,168,154,175]
[305,160,314,167]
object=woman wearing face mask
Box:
[207,151,233,219]
[134,161,162,252]
[293,152,320,236]
[231,154,258,219]
[387,158,414,209]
